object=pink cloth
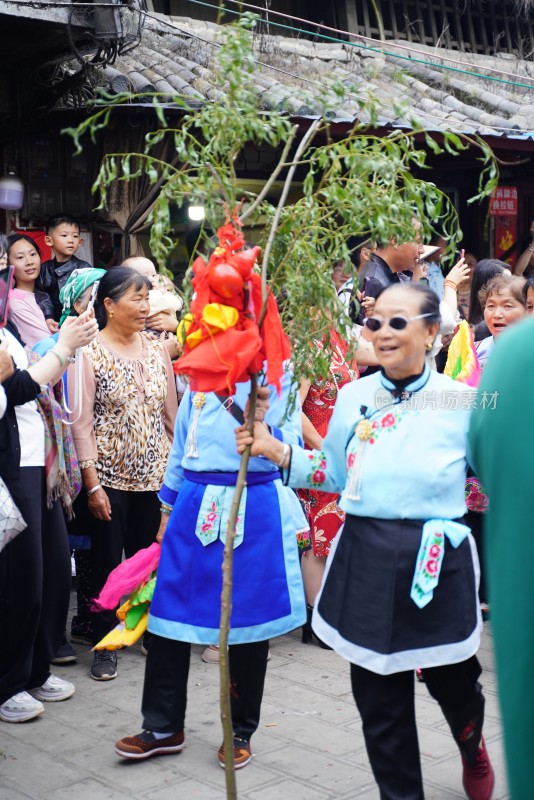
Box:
[92,542,161,610]
[8,289,51,347]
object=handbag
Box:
[0,476,26,553]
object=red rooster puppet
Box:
[174,212,291,395]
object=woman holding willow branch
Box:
[115,219,307,770]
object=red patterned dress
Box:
[297,332,357,557]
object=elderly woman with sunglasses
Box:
[236,283,494,800]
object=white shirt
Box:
[0,328,45,467]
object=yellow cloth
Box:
[444,320,480,387]
[185,303,239,349]
[92,600,148,651]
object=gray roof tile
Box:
[94,14,534,140]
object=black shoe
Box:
[51,634,77,665]
[141,632,152,656]
[302,604,314,643]
[70,632,93,646]
[301,605,332,650]
[90,650,118,681]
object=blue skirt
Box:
[148,472,306,644]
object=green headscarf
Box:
[59,268,106,326]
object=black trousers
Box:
[350,656,484,800]
[89,488,160,644]
[69,491,94,637]
[465,509,487,604]
[141,634,270,741]
[0,467,71,704]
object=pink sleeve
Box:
[9,294,51,348]
[68,352,98,465]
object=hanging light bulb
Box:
[0,171,24,211]
[188,205,205,222]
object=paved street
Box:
[0,595,509,800]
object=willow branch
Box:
[239,128,298,223]
[207,162,233,208]
[219,372,258,800]
[259,119,323,325]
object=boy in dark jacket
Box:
[36,214,92,325]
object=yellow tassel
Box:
[345,418,373,501]
[186,392,206,458]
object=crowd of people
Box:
[1,211,533,800]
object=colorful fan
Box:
[444,320,481,388]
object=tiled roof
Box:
[101,13,534,140]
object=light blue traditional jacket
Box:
[160,371,303,507]
[287,365,475,521]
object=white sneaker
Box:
[0,691,44,723]
[202,645,220,663]
[30,674,75,703]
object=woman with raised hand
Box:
[31,267,107,662]
[0,303,98,723]
[236,283,495,800]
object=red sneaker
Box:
[462,737,495,800]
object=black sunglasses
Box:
[363,313,434,332]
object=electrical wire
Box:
[6,0,534,88]
[220,0,534,86]
[135,10,534,137]
[174,0,534,91]
[140,10,349,91]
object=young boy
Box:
[37,214,92,324]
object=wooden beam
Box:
[339,0,360,35]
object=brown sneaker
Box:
[115,730,185,760]
[218,737,252,770]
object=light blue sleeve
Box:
[265,371,303,448]
[32,333,59,357]
[284,384,351,494]
[159,388,192,505]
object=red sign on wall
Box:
[494,217,518,266]
[490,186,518,216]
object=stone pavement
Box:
[0,600,509,800]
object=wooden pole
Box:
[218,372,258,799]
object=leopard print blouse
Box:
[73,333,175,492]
